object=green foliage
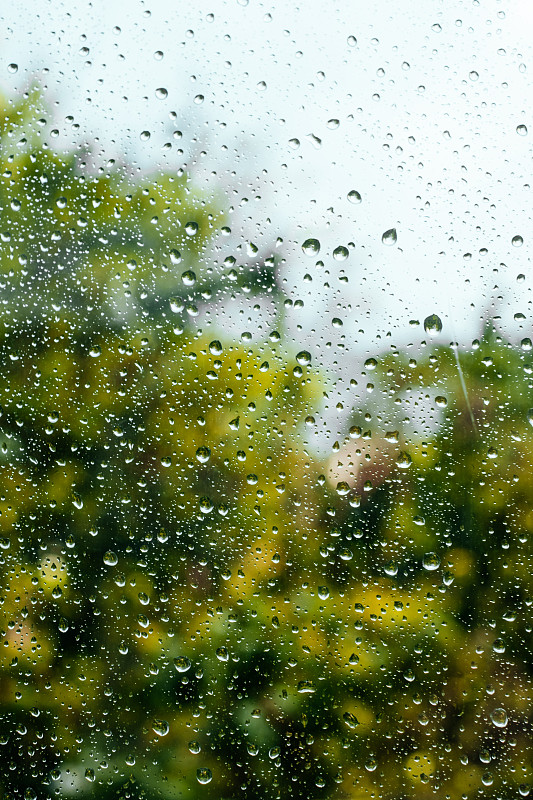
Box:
[0,90,532,800]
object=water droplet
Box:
[189,740,201,754]
[173,656,191,673]
[302,238,320,256]
[85,769,95,782]
[512,235,524,247]
[296,350,311,366]
[422,552,441,571]
[7,63,18,74]
[527,409,533,426]
[493,638,505,653]
[383,561,398,576]
[89,345,101,357]
[382,228,397,245]
[396,451,412,469]
[181,269,196,286]
[490,707,508,728]
[365,758,377,772]
[152,719,169,737]
[347,189,362,204]
[347,35,357,47]
[155,87,168,99]
[197,768,212,784]
[435,395,447,407]
[196,446,211,464]
[517,124,528,136]
[140,130,151,141]
[364,357,378,370]
[318,585,330,599]
[185,221,199,236]
[103,551,118,566]
[216,646,229,661]
[297,680,316,693]
[423,314,443,335]
[333,245,349,261]
[194,94,205,104]
[469,70,479,81]
[169,248,182,265]
[340,711,360,733]
[154,50,164,60]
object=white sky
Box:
[3,0,533,424]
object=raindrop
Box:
[174,656,191,673]
[422,552,441,571]
[296,350,311,366]
[182,269,197,286]
[155,87,168,99]
[382,228,397,245]
[424,314,443,335]
[512,235,524,247]
[333,245,349,261]
[196,446,211,464]
[347,189,362,204]
[517,124,528,136]
[197,768,212,784]
[490,708,508,728]
[152,719,169,737]
[103,551,118,566]
[302,238,320,256]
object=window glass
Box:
[1,2,532,798]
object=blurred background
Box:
[1,1,533,798]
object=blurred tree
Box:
[1,87,533,800]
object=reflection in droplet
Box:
[424,314,443,335]
[382,228,397,245]
[302,238,320,256]
[490,708,508,728]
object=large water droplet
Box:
[197,768,212,784]
[347,189,362,204]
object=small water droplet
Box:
[333,245,349,261]
[216,646,229,661]
[424,314,443,335]
[517,124,528,136]
[347,189,362,204]
[382,228,397,245]
[155,87,168,99]
[422,552,441,571]
[469,70,479,81]
[174,656,191,672]
[512,235,524,247]
[140,130,151,141]
[196,446,211,464]
[297,680,316,693]
[197,768,212,784]
[490,707,508,728]
[302,238,320,256]
[152,719,169,737]
[396,451,412,469]
[318,585,330,599]
[296,350,311,366]
[8,63,18,74]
